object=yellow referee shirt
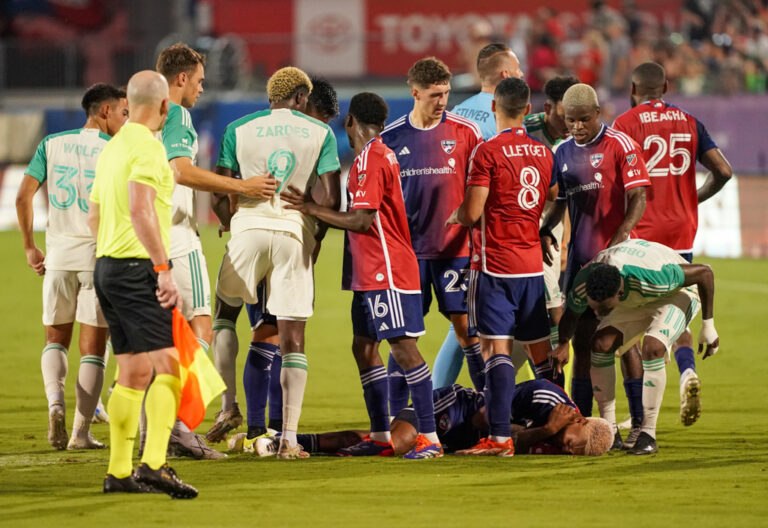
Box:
[91,122,174,259]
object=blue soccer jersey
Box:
[432,384,486,451]
[511,379,577,428]
[452,92,496,140]
[381,111,482,260]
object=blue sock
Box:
[533,360,565,387]
[268,350,283,429]
[623,378,644,426]
[387,352,409,416]
[485,354,516,439]
[674,346,696,376]
[360,366,390,432]
[404,362,436,434]
[296,433,318,453]
[431,326,464,388]
[243,342,278,429]
[571,377,593,417]
[463,343,486,392]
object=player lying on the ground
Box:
[230,380,612,457]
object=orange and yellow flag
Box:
[172,308,227,430]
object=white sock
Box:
[213,319,238,412]
[282,430,298,446]
[370,431,391,443]
[280,353,308,446]
[41,344,68,409]
[423,432,440,444]
[590,352,617,428]
[72,354,105,437]
[490,435,511,443]
[641,358,667,438]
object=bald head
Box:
[562,83,599,110]
[632,61,667,101]
[127,70,170,108]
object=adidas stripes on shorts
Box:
[351,289,425,342]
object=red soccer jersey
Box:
[341,138,421,293]
[613,100,718,252]
[467,128,555,276]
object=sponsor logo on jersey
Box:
[594,173,603,182]
[378,322,389,331]
[398,146,411,156]
[590,153,603,168]
[626,154,637,166]
[441,139,457,154]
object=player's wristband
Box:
[153,261,173,273]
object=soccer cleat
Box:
[337,436,394,457]
[205,403,243,443]
[48,404,67,450]
[455,437,514,457]
[227,432,247,452]
[276,439,309,459]
[623,426,642,450]
[402,434,444,459]
[92,399,109,424]
[610,429,625,451]
[67,433,106,450]
[167,429,226,460]
[627,432,658,455]
[134,463,198,499]
[103,473,160,494]
[250,435,280,457]
[680,372,702,426]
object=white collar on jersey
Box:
[573,124,606,148]
[407,110,443,131]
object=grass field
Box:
[1,226,767,527]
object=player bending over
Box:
[281,92,443,459]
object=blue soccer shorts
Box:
[245,280,277,330]
[351,289,425,342]
[418,257,470,316]
[467,270,550,343]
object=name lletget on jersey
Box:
[502,144,548,158]
[638,109,687,123]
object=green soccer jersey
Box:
[26,128,111,271]
[217,108,340,241]
[523,112,559,150]
[160,102,199,259]
[567,239,691,314]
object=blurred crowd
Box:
[460,0,768,97]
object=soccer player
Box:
[90,71,196,497]
[281,92,443,459]
[613,61,733,426]
[213,67,340,459]
[540,83,649,423]
[234,380,612,457]
[155,43,276,457]
[431,43,525,389]
[236,77,341,444]
[381,57,484,412]
[16,83,127,450]
[446,77,555,456]
[553,239,720,454]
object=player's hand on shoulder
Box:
[240,174,277,200]
[156,270,182,310]
[25,246,46,275]
[698,318,719,359]
[548,342,570,374]
[281,185,313,213]
[546,403,579,434]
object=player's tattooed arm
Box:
[540,200,566,266]
[446,185,489,227]
[281,184,375,233]
[681,263,719,358]
[607,186,646,247]
[697,148,733,204]
[15,174,45,275]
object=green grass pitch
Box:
[1,226,766,527]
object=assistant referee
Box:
[88,70,196,498]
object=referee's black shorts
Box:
[94,257,174,354]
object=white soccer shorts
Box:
[171,241,212,321]
[42,269,107,327]
[216,229,314,319]
[597,287,701,356]
[543,222,564,310]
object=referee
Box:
[88,70,196,498]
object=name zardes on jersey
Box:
[253,125,311,139]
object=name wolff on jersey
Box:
[502,144,549,158]
[637,109,687,124]
[63,143,102,157]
